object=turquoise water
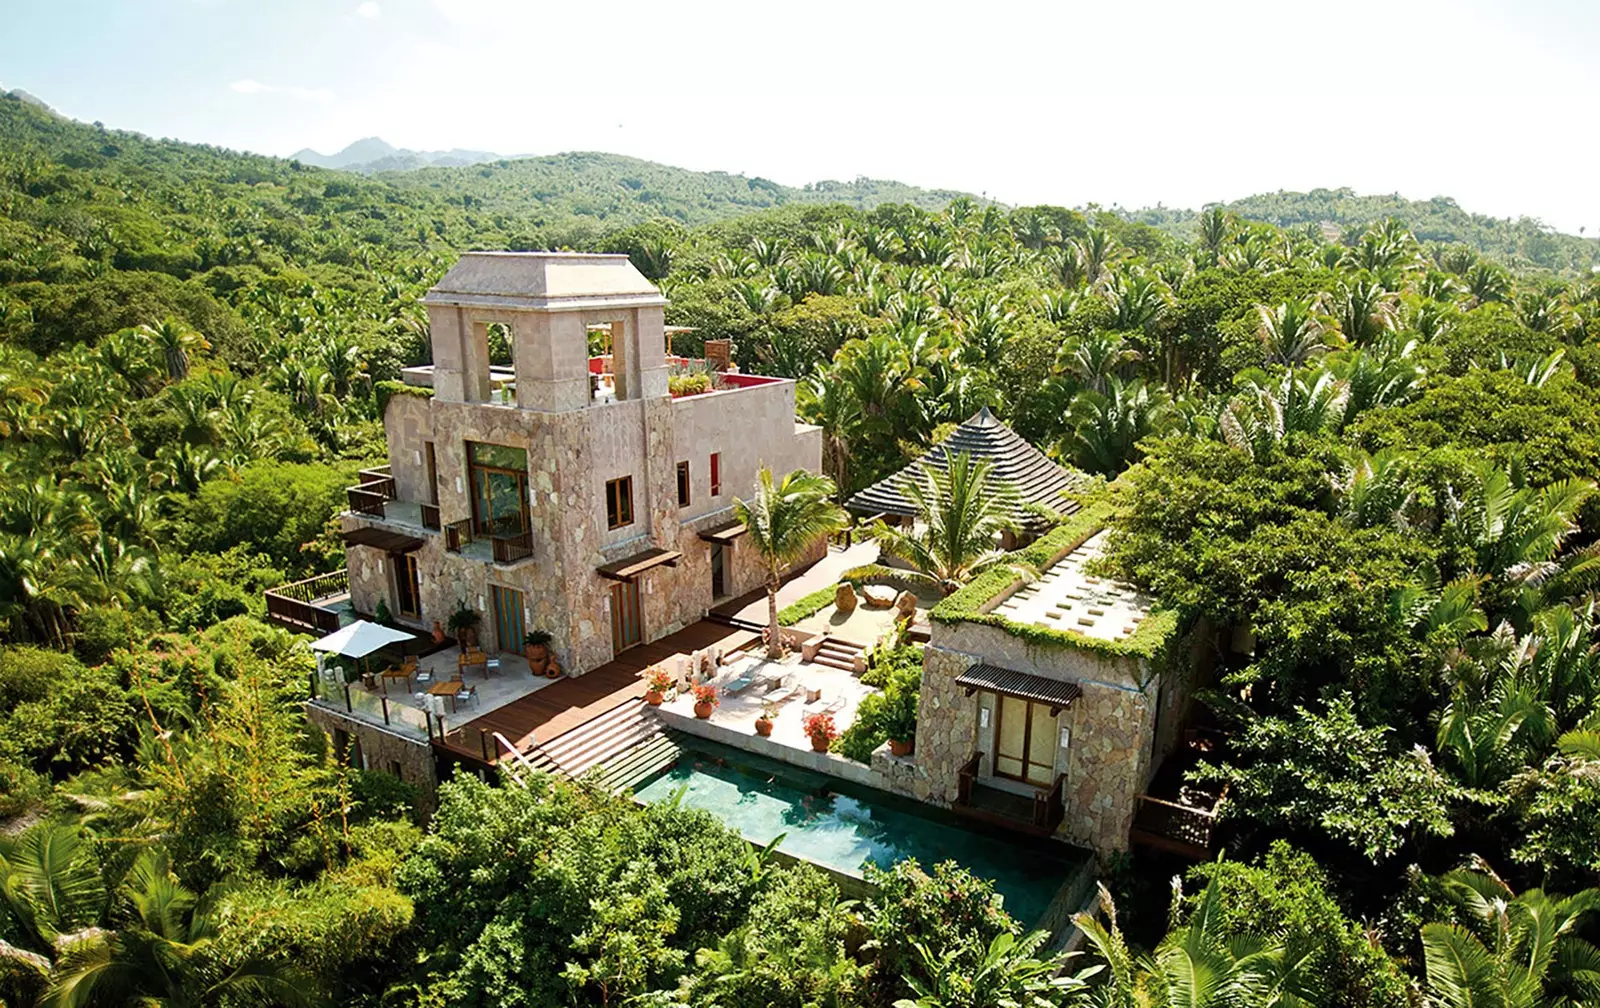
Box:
[634,744,1082,924]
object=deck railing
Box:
[1132,794,1218,855]
[265,570,348,634]
[492,530,534,564]
[420,502,441,531]
[956,751,983,806]
[1033,773,1067,833]
[444,519,473,553]
[346,465,396,518]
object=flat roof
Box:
[989,530,1154,644]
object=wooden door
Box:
[610,580,642,652]
[491,584,524,654]
[993,694,1056,786]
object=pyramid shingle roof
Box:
[845,407,1082,531]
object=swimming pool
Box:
[633,741,1086,925]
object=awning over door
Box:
[597,547,682,582]
[697,520,747,545]
[955,662,1082,714]
[343,527,426,553]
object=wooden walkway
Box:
[437,621,757,765]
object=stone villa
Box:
[342,251,820,670]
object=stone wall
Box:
[910,619,1164,858]
[304,703,440,818]
[357,360,821,676]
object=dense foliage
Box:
[5,86,1600,1007]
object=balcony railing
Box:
[1033,773,1067,834]
[444,519,473,553]
[420,502,441,530]
[1131,794,1219,859]
[265,570,349,635]
[952,751,1066,837]
[956,751,982,805]
[492,530,534,564]
[346,465,396,518]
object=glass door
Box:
[490,584,524,654]
[710,544,726,599]
[467,442,529,538]
[394,553,421,619]
[993,694,1056,787]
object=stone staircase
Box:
[809,636,864,673]
[594,732,684,793]
[492,700,666,786]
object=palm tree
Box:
[1197,207,1233,267]
[1442,466,1593,585]
[1061,379,1171,476]
[1421,866,1600,1008]
[1058,331,1140,395]
[1329,278,1399,345]
[46,850,317,1008]
[1074,881,1318,1008]
[734,468,848,659]
[0,824,108,1005]
[870,453,1019,597]
[798,375,862,493]
[893,929,1092,1008]
[1256,299,1332,367]
[136,317,210,383]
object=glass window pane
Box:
[469,442,526,470]
[996,695,1026,763]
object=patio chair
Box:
[455,683,478,709]
[414,665,434,685]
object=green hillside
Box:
[1131,187,1600,273]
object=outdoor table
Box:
[428,680,462,713]
[458,649,488,677]
[379,666,411,695]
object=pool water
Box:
[634,744,1083,925]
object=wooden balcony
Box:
[1130,794,1219,860]
[491,530,534,564]
[264,570,349,635]
[346,465,395,518]
[952,751,1067,838]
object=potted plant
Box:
[523,629,554,677]
[691,683,719,719]
[754,701,778,737]
[446,601,480,648]
[803,711,839,752]
[643,666,674,706]
[883,686,918,757]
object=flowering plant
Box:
[691,683,720,707]
[643,666,674,693]
[802,711,838,742]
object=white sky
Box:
[5,0,1599,232]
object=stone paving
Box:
[656,650,879,755]
[993,530,1154,643]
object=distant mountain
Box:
[1127,187,1600,273]
[289,136,505,174]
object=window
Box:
[709,453,721,496]
[467,441,529,538]
[606,476,634,529]
[676,461,691,508]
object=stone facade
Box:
[304,702,441,817]
[911,618,1175,859]
[344,252,822,677]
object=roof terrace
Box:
[989,530,1154,644]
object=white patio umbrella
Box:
[308,620,416,682]
[309,619,415,659]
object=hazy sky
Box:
[5,0,1599,232]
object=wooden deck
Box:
[437,621,757,764]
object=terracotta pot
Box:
[889,738,913,757]
[524,643,550,677]
[809,733,832,752]
[694,701,715,720]
[645,690,664,706]
[431,621,446,645]
[754,718,773,737]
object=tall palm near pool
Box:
[870,453,1019,597]
[735,468,848,660]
